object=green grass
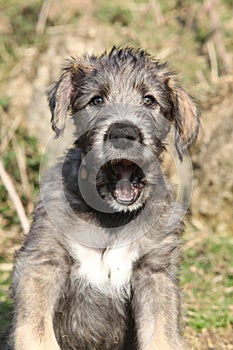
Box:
[181,230,233,331]
[96,3,132,26]
[0,265,12,333]
[0,0,46,75]
[0,125,40,230]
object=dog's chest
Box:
[72,245,139,293]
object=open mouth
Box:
[99,159,146,205]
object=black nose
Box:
[107,123,141,149]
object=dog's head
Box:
[48,47,199,213]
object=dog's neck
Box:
[94,207,143,229]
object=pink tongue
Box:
[115,179,135,202]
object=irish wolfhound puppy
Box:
[8,47,199,350]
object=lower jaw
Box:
[113,193,141,206]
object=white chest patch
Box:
[72,244,139,295]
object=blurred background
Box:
[0,0,232,348]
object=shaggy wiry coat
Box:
[7,47,199,350]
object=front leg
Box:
[132,269,185,350]
[11,254,66,350]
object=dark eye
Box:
[144,95,157,107]
[90,96,104,105]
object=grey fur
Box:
[7,47,199,350]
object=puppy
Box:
[8,47,199,350]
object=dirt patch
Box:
[186,326,233,350]
[192,95,233,233]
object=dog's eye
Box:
[144,95,157,107]
[90,96,104,105]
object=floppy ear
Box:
[47,58,95,136]
[169,81,199,160]
[47,69,73,137]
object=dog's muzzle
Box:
[96,123,146,206]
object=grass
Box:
[0,124,41,230]
[181,228,233,331]
[0,0,44,45]
[0,265,12,332]
[96,3,132,26]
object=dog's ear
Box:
[168,80,199,160]
[47,69,73,136]
[47,58,94,136]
